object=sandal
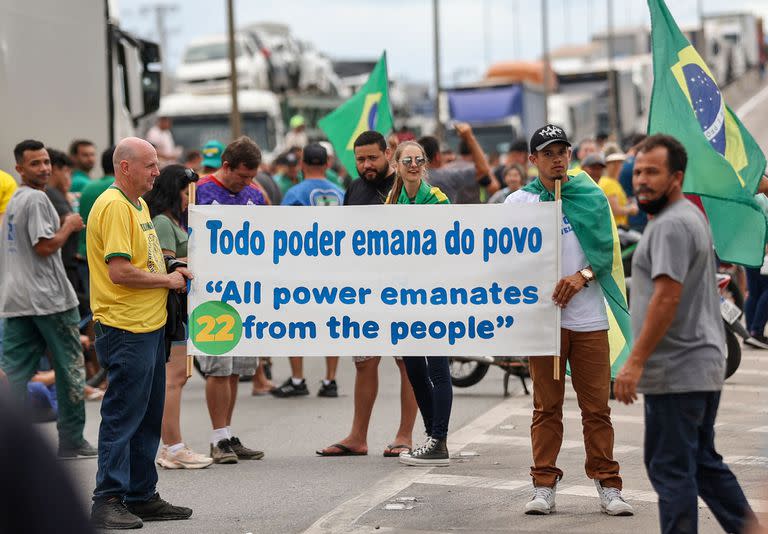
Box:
[315,443,367,457]
[383,443,411,457]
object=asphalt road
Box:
[36,69,768,534]
[41,344,767,534]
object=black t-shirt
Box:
[45,187,79,266]
[343,173,395,206]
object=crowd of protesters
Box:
[0,118,766,532]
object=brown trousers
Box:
[528,328,622,489]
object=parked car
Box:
[246,22,302,89]
[241,23,292,92]
[176,33,269,92]
[296,40,346,96]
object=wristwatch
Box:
[579,268,594,286]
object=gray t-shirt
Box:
[0,186,77,317]
[427,162,482,204]
[631,199,725,394]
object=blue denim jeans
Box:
[93,324,165,503]
[745,267,768,336]
[644,391,754,534]
[402,356,452,439]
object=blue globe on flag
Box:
[367,102,379,130]
[682,64,726,156]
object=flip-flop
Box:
[315,443,367,457]
[383,444,411,457]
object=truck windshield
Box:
[184,42,243,63]
[170,114,275,154]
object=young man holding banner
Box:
[505,125,633,516]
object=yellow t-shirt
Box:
[0,170,18,215]
[87,187,168,333]
[598,176,629,227]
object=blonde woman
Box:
[386,141,453,466]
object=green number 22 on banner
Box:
[190,301,243,355]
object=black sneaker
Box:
[58,439,98,459]
[270,378,309,398]
[125,493,192,522]
[229,436,264,460]
[91,496,143,529]
[318,380,338,398]
[399,437,449,466]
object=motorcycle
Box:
[449,356,530,397]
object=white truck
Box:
[158,90,285,161]
[0,0,162,175]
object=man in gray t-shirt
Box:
[0,140,94,458]
[614,135,754,533]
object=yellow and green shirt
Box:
[0,169,18,215]
[598,176,630,227]
[86,187,168,333]
[396,180,450,205]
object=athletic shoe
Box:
[524,484,557,515]
[317,380,338,397]
[595,480,634,516]
[91,496,143,529]
[270,378,309,398]
[58,439,97,459]
[157,445,213,469]
[125,492,192,522]
[399,437,449,466]
[229,436,264,460]
[210,439,238,464]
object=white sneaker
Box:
[524,484,556,515]
[157,446,213,470]
[595,480,634,516]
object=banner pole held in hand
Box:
[554,177,562,381]
[186,181,196,378]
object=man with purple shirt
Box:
[195,137,266,464]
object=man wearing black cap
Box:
[272,143,343,398]
[505,125,634,517]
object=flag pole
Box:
[186,181,196,378]
[554,177,562,380]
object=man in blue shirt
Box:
[281,144,344,206]
[273,143,342,398]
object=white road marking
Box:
[723,384,768,394]
[725,455,768,467]
[471,433,641,454]
[302,396,520,534]
[732,369,768,377]
[504,407,645,424]
[736,83,768,118]
[416,473,768,512]
[748,426,768,433]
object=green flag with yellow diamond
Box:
[319,52,394,177]
[647,0,768,266]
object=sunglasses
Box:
[400,156,427,167]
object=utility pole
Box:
[542,0,551,124]
[226,0,242,139]
[606,0,619,139]
[139,3,178,95]
[433,0,444,142]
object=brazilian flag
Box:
[318,52,394,177]
[648,0,768,267]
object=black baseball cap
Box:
[529,124,571,153]
[302,143,328,166]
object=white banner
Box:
[187,203,559,357]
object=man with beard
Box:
[614,134,755,533]
[315,131,418,457]
[69,139,97,193]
